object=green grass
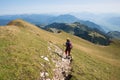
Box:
[70,48,118,80]
[0,22,54,80]
[0,19,120,80]
[52,32,120,80]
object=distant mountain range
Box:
[106,17,120,26]
[0,14,55,25]
[72,12,120,32]
[107,31,120,40]
[0,14,105,32]
[0,19,10,25]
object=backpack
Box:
[69,42,73,49]
[66,42,72,49]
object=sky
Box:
[0,0,120,15]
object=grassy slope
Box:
[54,32,120,80]
[0,20,55,80]
[0,19,120,80]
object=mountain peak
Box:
[50,14,79,23]
[57,14,79,20]
[58,14,77,17]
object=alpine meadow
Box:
[0,19,120,80]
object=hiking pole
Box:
[63,44,65,58]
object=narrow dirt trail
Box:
[48,41,72,80]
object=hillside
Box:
[0,19,120,80]
[45,22,110,45]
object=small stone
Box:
[40,72,45,77]
[40,63,44,67]
[44,57,49,61]
[41,56,44,58]
[45,72,49,76]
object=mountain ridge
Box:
[45,22,110,45]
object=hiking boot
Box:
[66,56,70,59]
[64,56,67,59]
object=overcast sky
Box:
[0,0,120,15]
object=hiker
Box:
[64,38,72,58]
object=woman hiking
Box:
[64,38,72,59]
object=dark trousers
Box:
[65,48,71,56]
